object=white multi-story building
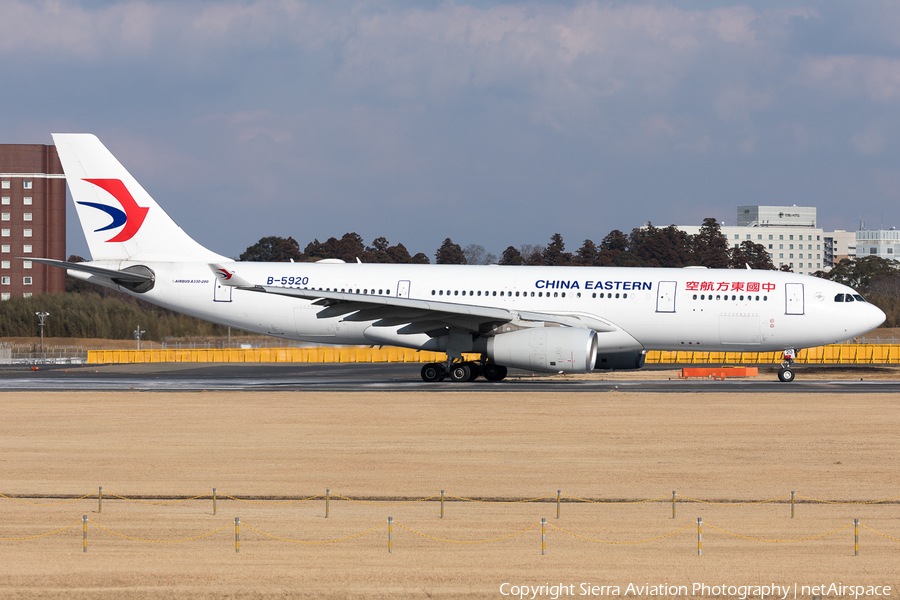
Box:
[678,206,825,275]
[856,228,900,260]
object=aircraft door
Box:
[656,281,677,313]
[397,280,411,298]
[785,283,804,315]
[213,280,232,302]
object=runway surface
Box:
[0,362,898,392]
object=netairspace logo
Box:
[498,582,892,599]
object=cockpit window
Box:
[837,292,867,302]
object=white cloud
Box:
[0,2,795,127]
[11,0,900,256]
[799,55,900,103]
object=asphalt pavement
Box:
[0,362,897,393]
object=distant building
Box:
[736,205,817,228]
[856,228,900,260]
[0,144,66,299]
[678,205,825,276]
[824,229,856,267]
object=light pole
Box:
[35,312,49,358]
[134,325,146,351]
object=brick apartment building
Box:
[0,144,66,299]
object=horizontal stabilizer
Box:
[29,258,154,283]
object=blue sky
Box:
[4,0,900,260]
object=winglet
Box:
[209,264,254,287]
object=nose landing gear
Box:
[778,348,797,383]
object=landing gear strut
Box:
[778,349,797,383]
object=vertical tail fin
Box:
[52,134,227,262]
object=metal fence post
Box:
[98,487,102,514]
[697,517,702,556]
[388,517,393,554]
[556,490,561,519]
[542,518,547,555]
[855,518,859,556]
[791,491,794,519]
[82,515,87,553]
[440,490,444,519]
[235,517,240,553]
[326,489,329,518]
[672,491,676,518]
[213,488,217,515]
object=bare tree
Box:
[519,244,545,260]
[464,244,485,265]
[463,244,497,265]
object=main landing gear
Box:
[778,348,797,383]
[420,360,508,383]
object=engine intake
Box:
[486,327,599,373]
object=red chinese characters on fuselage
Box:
[685,281,775,293]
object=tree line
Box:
[0,288,234,340]
[240,234,430,264]
[241,218,777,270]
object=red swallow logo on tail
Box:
[77,179,149,242]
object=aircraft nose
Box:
[869,303,887,330]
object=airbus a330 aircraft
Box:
[35,134,885,383]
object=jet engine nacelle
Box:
[487,327,599,373]
[594,351,646,371]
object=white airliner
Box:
[36,134,885,383]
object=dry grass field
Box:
[1,390,899,599]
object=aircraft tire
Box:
[449,364,471,382]
[482,364,508,382]
[778,368,795,383]
[421,363,445,383]
[464,362,481,381]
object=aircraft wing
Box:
[209,265,616,334]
